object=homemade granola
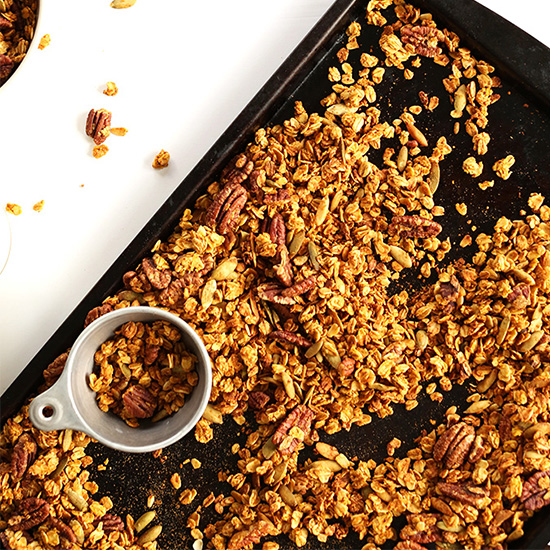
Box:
[88,320,198,426]
[1,1,549,549]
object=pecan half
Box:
[337,357,356,377]
[269,330,311,348]
[280,275,317,299]
[436,482,489,508]
[433,422,475,469]
[0,16,13,31]
[389,215,442,238]
[8,498,50,531]
[248,391,270,410]
[257,282,295,305]
[521,471,550,511]
[122,385,157,419]
[143,344,160,366]
[499,414,512,443]
[263,212,286,247]
[0,54,14,80]
[274,245,293,287]
[221,153,254,186]
[400,25,445,58]
[84,303,114,328]
[97,513,125,532]
[272,405,315,455]
[158,273,203,306]
[205,182,248,235]
[43,352,69,386]
[142,257,172,290]
[50,517,77,543]
[0,532,13,550]
[11,433,37,480]
[227,520,272,550]
[507,283,530,309]
[85,108,112,145]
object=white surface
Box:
[1,0,550,397]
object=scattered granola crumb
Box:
[478,180,494,191]
[179,489,197,506]
[493,154,515,180]
[103,81,118,96]
[38,34,51,50]
[170,473,182,490]
[93,144,109,159]
[111,0,136,8]
[147,494,155,508]
[32,200,44,212]
[153,150,170,169]
[462,156,483,177]
[191,458,202,470]
[455,203,467,216]
[5,203,22,216]
[110,127,128,136]
[459,234,473,247]
[529,192,545,212]
[386,437,402,456]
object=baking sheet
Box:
[2,0,550,548]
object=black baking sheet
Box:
[2,0,550,548]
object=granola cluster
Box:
[88,320,198,427]
[0,0,38,86]
[1,1,549,549]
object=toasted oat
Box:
[455,203,467,216]
[478,179,494,190]
[153,149,170,169]
[5,203,22,215]
[92,144,109,158]
[493,154,515,180]
[103,81,118,96]
[32,200,44,212]
[37,34,50,50]
[462,156,483,177]
[110,127,128,136]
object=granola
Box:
[2,1,550,549]
[88,320,198,426]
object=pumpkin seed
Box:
[211,258,238,281]
[523,422,550,438]
[315,196,330,226]
[405,121,428,147]
[428,161,440,194]
[62,429,73,453]
[305,339,323,359]
[390,245,412,268]
[200,279,217,310]
[436,521,464,533]
[279,484,297,507]
[272,461,288,484]
[261,437,277,460]
[65,488,88,511]
[202,404,223,424]
[511,268,535,285]
[397,145,408,172]
[453,84,467,114]
[496,315,511,345]
[137,525,162,545]
[120,364,132,379]
[463,400,491,414]
[118,290,146,304]
[326,104,351,116]
[315,442,338,460]
[50,455,69,480]
[289,230,306,257]
[151,409,169,423]
[110,0,136,8]
[330,190,344,211]
[281,372,295,400]
[519,330,544,352]
[135,511,156,533]
[308,241,321,271]
[308,459,342,472]
[476,370,497,393]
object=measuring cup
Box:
[29,306,212,453]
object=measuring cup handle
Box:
[29,376,87,433]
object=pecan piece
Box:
[400,25,445,58]
[43,352,69,386]
[8,498,50,531]
[0,16,13,31]
[11,433,37,480]
[97,513,125,532]
[507,283,530,309]
[274,245,293,287]
[122,385,157,419]
[0,54,14,80]
[143,344,160,366]
[0,532,13,550]
[433,422,475,469]
[205,182,248,235]
[123,270,152,293]
[337,357,356,377]
[389,215,442,238]
[50,517,77,543]
[272,405,315,455]
[84,303,114,327]
[436,482,489,508]
[158,273,203,306]
[85,108,112,145]
[227,520,272,550]
[221,153,254,186]
[521,471,550,511]
[257,282,295,305]
[142,257,171,290]
[269,330,311,348]
[248,391,270,410]
[263,188,291,205]
[280,275,317,299]
[401,513,442,544]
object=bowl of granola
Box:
[0,0,41,88]
[28,306,213,453]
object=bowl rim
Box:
[0,0,43,94]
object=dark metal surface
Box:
[2,0,550,548]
